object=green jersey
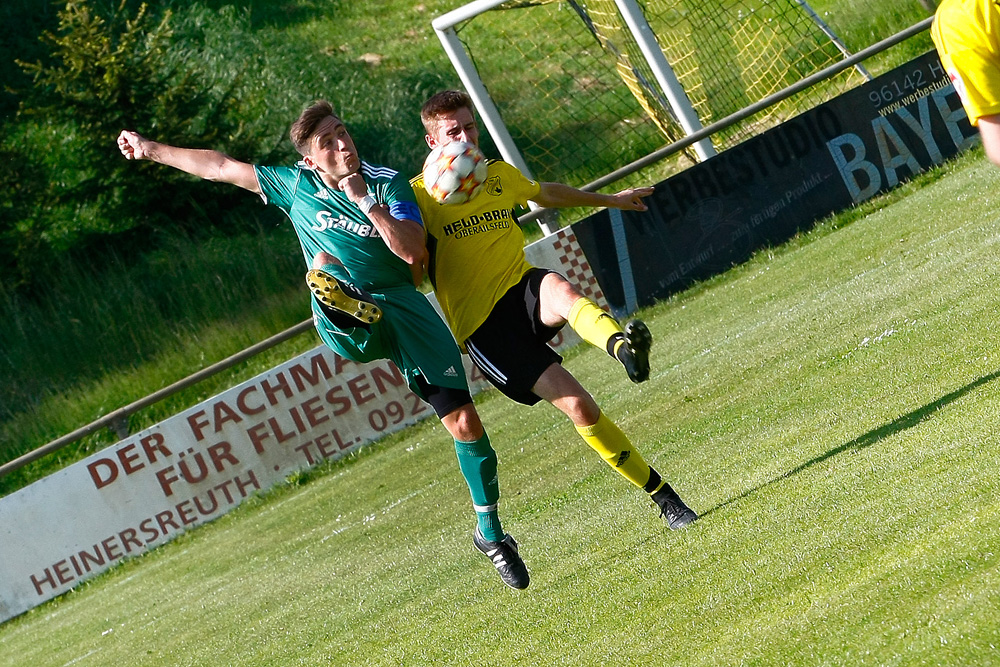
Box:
[254,161,422,292]
[255,160,467,397]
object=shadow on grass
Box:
[705,367,1000,518]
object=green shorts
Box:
[311,280,469,401]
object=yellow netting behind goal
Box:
[451,0,866,186]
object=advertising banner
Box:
[574,50,980,312]
[0,350,450,623]
[0,227,597,623]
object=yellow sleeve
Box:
[933,0,1000,125]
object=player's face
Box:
[426,107,480,149]
[305,116,360,183]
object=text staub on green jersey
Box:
[313,207,381,238]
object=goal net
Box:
[440,0,868,188]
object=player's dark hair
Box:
[290,100,340,155]
[420,90,474,133]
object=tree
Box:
[3,0,286,288]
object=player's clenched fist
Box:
[117,130,149,160]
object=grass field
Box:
[1,147,998,665]
[0,0,936,493]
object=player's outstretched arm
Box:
[532,182,654,212]
[116,130,261,194]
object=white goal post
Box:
[431,0,560,234]
[429,0,866,235]
[431,0,713,236]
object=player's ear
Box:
[302,154,317,169]
[425,133,437,149]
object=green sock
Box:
[454,434,504,542]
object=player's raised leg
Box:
[538,272,652,383]
[307,252,382,325]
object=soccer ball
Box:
[422,141,488,205]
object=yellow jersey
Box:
[932,0,1000,125]
[412,159,542,344]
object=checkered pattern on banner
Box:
[551,227,609,311]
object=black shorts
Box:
[412,375,473,420]
[465,268,563,405]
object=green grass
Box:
[0,225,317,495]
[0,0,938,482]
[2,148,998,664]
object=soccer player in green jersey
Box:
[932,0,1000,167]
[411,90,698,537]
[117,100,530,589]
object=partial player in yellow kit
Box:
[932,0,1000,165]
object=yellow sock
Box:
[575,412,652,489]
[568,298,625,358]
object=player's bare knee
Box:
[545,274,585,322]
[442,403,484,442]
[312,251,336,269]
[562,393,601,427]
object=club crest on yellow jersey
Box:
[484,176,502,197]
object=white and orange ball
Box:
[422,141,488,205]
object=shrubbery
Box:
[2,1,449,292]
[3,1,295,289]
[0,0,452,427]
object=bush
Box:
[2,1,300,289]
[0,0,454,447]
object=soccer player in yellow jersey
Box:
[412,90,698,544]
[932,0,1000,166]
